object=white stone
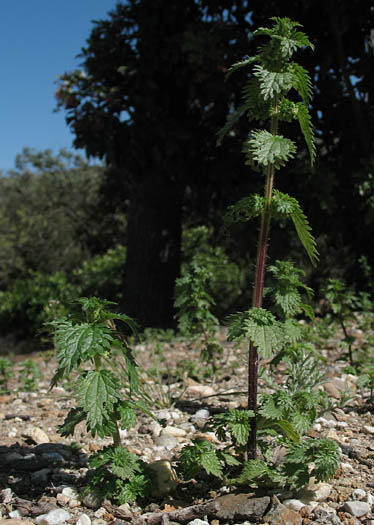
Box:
[366,492,374,505]
[163,426,186,437]
[351,488,366,501]
[312,423,322,432]
[340,462,354,472]
[363,425,374,435]
[343,500,371,517]
[76,514,91,525]
[187,520,209,525]
[185,384,215,397]
[1,488,13,504]
[283,499,305,511]
[149,420,162,437]
[191,408,210,420]
[336,421,348,429]
[61,486,79,499]
[26,426,50,444]
[8,511,22,519]
[35,509,71,525]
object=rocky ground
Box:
[0,327,374,525]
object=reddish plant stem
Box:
[247,95,278,460]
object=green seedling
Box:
[323,278,358,367]
[0,357,13,393]
[358,367,374,402]
[19,358,41,392]
[175,262,223,373]
[50,297,154,503]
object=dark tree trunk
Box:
[123,177,183,328]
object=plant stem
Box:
[112,423,121,447]
[247,95,278,460]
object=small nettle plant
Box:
[181,17,339,487]
[49,297,154,503]
[174,262,223,373]
[0,357,13,393]
[19,358,41,392]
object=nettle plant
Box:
[180,17,339,488]
[50,297,154,503]
[174,263,223,373]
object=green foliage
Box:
[0,357,13,393]
[266,260,314,320]
[181,226,244,316]
[227,308,286,359]
[358,367,374,401]
[18,358,41,392]
[243,130,296,170]
[210,409,255,447]
[0,245,126,340]
[237,438,340,490]
[179,439,223,480]
[322,278,358,366]
[174,261,223,372]
[50,297,145,441]
[86,445,150,503]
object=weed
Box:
[0,357,13,393]
[19,358,41,392]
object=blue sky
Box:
[0,1,119,172]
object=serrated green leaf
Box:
[75,369,121,433]
[229,308,286,358]
[225,55,258,80]
[237,459,270,483]
[201,448,223,478]
[253,65,293,100]
[57,407,86,437]
[117,402,137,430]
[295,102,315,164]
[244,130,296,170]
[179,440,223,480]
[272,190,319,265]
[289,63,313,105]
[224,194,265,223]
[220,451,241,466]
[116,475,150,503]
[54,320,113,373]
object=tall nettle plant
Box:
[218,17,319,459]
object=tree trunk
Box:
[124,177,182,328]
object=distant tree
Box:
[0,148,126,287]
[56,0,253,327]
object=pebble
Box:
[351,488,366,500]
[343,500,371,517]
[283,499,306,511]
[8,512,22,520]
[61,486,79,499]
[76,514,91,525]
[1,489,13,504]
[82,491,102,510]
[191,408,210,421]
[185,385,215,397]
[35,509,71,525]
[187,520,209,525]
[154,432,179,450]
[163,425,186,437]
[25,426,50,444]
[363,425,374,435]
